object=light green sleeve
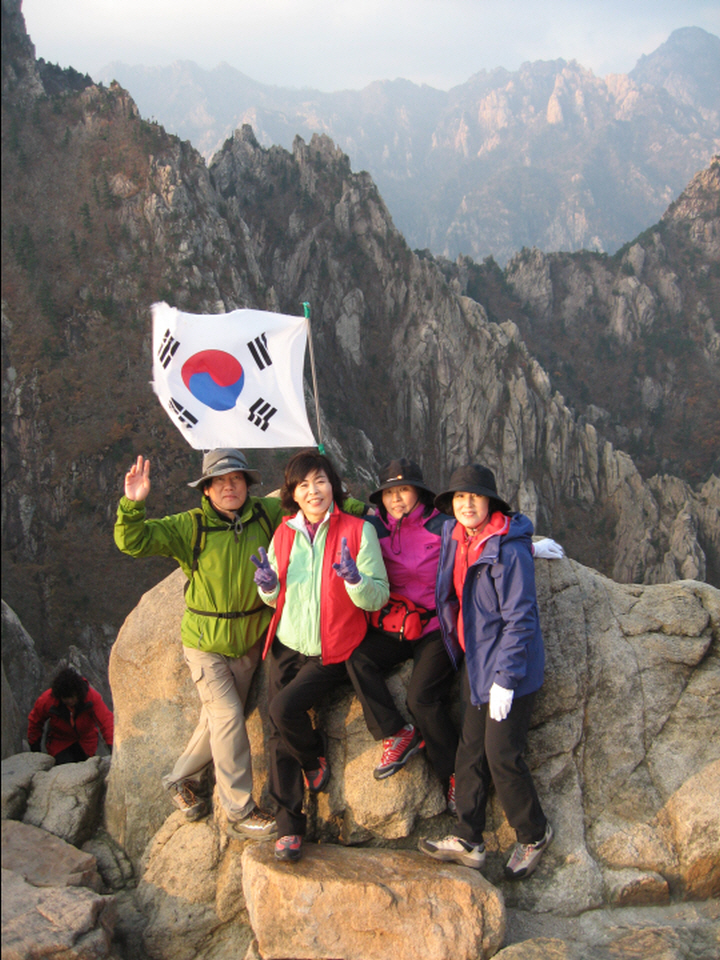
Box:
[344,522,390,611]
[113,496,194,574]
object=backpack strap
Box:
[184,508,206,596]
[251,499,274,542]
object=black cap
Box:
[369,458,436,505]
[434,464,511,516]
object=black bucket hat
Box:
[369,458,436,505]
[188,449,261,489]
[434,464,511,516]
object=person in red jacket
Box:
[27,667,114,764]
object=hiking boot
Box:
[274,834,303,862]
[170,780,209,821]
[504,822,554,880]
[227,807,277,840]
[418,835,486,869]
[446,774,457,815]
[373,724,422,780]
[304,755,330,793]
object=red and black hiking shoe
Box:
[304,756,330,793]
[373,724,423,780]
[274,834,302,862]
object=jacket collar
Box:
[451,511,510,563]
[288,502,336,538]
[386,500,427,531]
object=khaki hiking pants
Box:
[162,638,263,821]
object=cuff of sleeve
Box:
[119,495,146,512]
[344,574,364,590]
[258,584,280,603]
[494,673,518,691]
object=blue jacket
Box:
[436,513,544,707]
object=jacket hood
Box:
[504,512,535,544]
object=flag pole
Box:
[303,302,325,454]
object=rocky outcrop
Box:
[2,819,103,891]
[1,751,55,819]
[23,755,111,846]
[497,900,720,960]
[242,843,505,960]
[1,820,117,960]
[2,748,110,846]
[1,599,43,758]
[103,560,719,957]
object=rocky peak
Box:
[630,27,720,112]
[663,155,720,229]
[1,0,43,102]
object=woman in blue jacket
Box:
[418,464,553,880]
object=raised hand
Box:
[251,546,278,592]
[332,537,361,584]
[125,455,151,502]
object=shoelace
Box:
[380,729,412,762]
[277,834,301,848]
[178,784,198,806]
[249,808,274,824]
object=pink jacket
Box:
[370,503,450,636]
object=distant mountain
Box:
[630,26,720,111]
[98,28,720,263]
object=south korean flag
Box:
[151,302,317,449]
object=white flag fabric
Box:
[151,302,317,449]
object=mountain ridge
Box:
[97,27,720,263]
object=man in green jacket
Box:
[115,449,283,838]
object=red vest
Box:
[263,510,367,664]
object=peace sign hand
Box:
[332,537,361,584]
[251,546,278,591]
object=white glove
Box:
[489,683,514,721]
[533,538,565,560]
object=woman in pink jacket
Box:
[345,458,458,809]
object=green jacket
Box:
[115,494,285,657]
[114,493,368,658]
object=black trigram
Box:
[248,397,277,432]
[169,397,198,428]
[247,333,272,370]
[158,329,180,369]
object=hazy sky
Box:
[22,0,720,91]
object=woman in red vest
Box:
[252,449,389,862]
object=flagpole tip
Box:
[303,302,311,319]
